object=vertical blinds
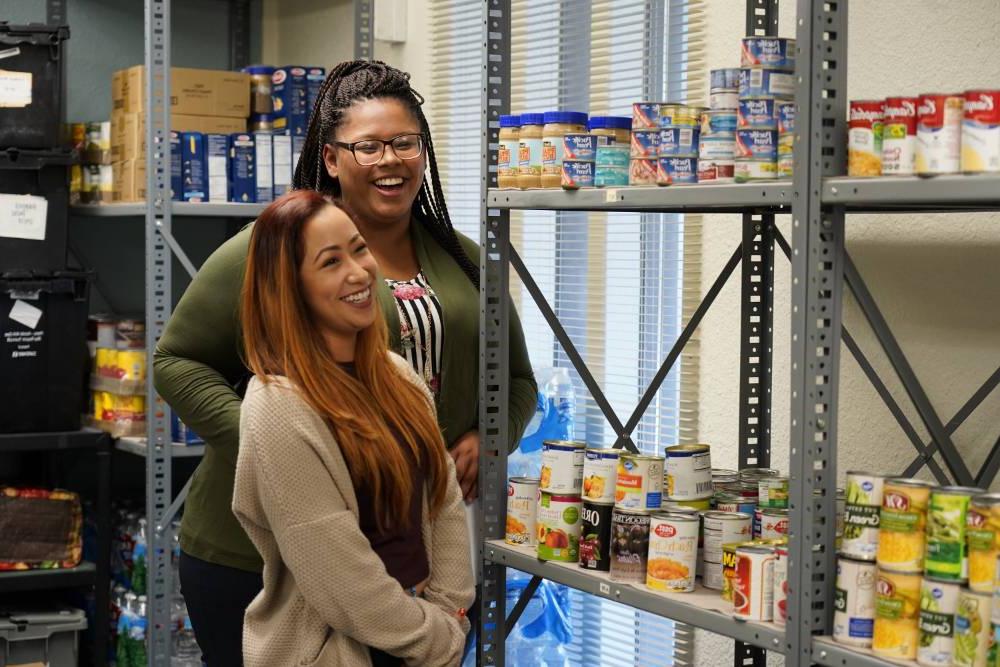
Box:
[430,1,704,664]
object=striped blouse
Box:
[384,271,444,395]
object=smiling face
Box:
[298,204,379,359]
[322,97,426,228]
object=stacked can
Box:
[701,510,752,590]
[735,37,795,182]
[579,448,619,572]
[561,133,597,190]
[664,444,713,511]
[630,102,661,185]
[657,104,700,186]
[591,116,632,187]
[700,69,739,183]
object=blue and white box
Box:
[272,66,309,136]
[206,134,229,203]
[181,132,206,202]
[170,130,182,201]
[228,133,255,203]
[254,132,274,203]
[272,133,293,198]
[306,67,326,119]
[292,134,306,180]
[171,413,204,446]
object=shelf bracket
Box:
[354,0,373,61]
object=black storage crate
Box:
[0,23,70,149]
[0,271,90,434]
[0,148,74,274]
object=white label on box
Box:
[256,135,273,189]
[0,69,32,107]
[273,135,292,188]
[9,299,43,330]
[0,194,47,241]
[0,47,21,61]
[208,155,228,203]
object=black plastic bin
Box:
[0,148,74,274]
[0,23,70,149]
[0,271,91,434]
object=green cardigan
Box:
[153,219,537,572]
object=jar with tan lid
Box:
[588,116,632,146]
[517,113,545,189]
[497,115,520,189]
[541,111,588,188]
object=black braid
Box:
[293,60,479,289]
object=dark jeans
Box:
[179,551,263,667]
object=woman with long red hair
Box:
[232,190,473,667]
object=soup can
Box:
[615,453,664,511]
[710,68,741,91]
[632,102,661,130]
[715,492,757,515]
[848,99,885,177]
[582,448,619,504]
[758,476,789,509]
[629,158,658,186]
[659,126,700,157]
[842,471,885,561]
[882,96,919,175]
[720,540,756,597]
[738,97,778,129]
[878,478,934,573]
[579,501,614,571]
[539,440,585,493]
[702,511,753,563]
[563,133,596,161]
[759,508,789,540]
[773,545,789,626]
[961,90,1000,173]
[917,577,962,667]
[610,509,651,583]
[631,130,661,159]
[926,486,983,581]
[740,36,795,70]
[954,589,992,667]
[735,129,778,161]
[710,89,740,112]
[734,158,778,182]
[967,494,1000,593]
[738,67,794,99]
[664,444,713,501]
[916,93,964,175]
[505,476,540,546]
[663,497,711,512]
[733,545,776,621]
[647,512,699,593]
[657,157,699,186]
[872,566,922,660]
[536,491,582,562]
[834,557,877,648]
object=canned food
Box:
[736,129,778,161]
[660,103,700,128]
[697,159,736,183]
[995,555,1000,625]
[702,511,752,561]
[701,111,738,136]
[561,160,594,190]
[961,90,1000,173]
[663,497,711,512]
[878,478,934,573]
[927,486,983,581]
[712,469,739,489]
[882,96,919,175]
[536,491,582,562]
[563,133,597,161]
[610,509,651,583]
[834,557,878,648]
[699,137,736,160]
[954,590,992,667]
[632,102,661,130]
[738,98,778,129]
[777,154,794,179]
[615,453,664,511]
[117,349,147,382]
[759,508,789,540]
[664,444,713,501]
[659,126,700,157]
[872,567,922,660]
[734,158,778,182]
[848,100,885,177]
[714,492,756,515]
[968,494,1000,593]
[733,545,776,621]
[758,476,789,509]
[582,448,619,504]
[596,165,629,187]
[630,130,661,159]
[990,624,1000,667]
[657,157,698,186]
[647,512,699,593]
[720,540,756,597]
[539,440,585,493]
[629,158,658,186]
[710,68,741,91]
[740,468,780,481]
[778,131,794,155]
[115,318,145,349]
[505,477,540,546]
[740,37,796,70]
[917,577,962,667]
[710,89,740,112]
[843,471,885,561]
[596,144,631,168]
[777,102,796,135]
[739,67,794,99]
[579,501,614,571]
[916,93,964,175]
[773,545,788,626]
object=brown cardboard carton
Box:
[122,66,250,118]
[113,113,246,161]
[112,70,125,112]
[117,159,147,202]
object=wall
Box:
[695,1,1000,664]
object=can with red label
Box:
[629,158,658,186]
[631,130,661,159]
[505,476,540,546]
[760,508,789,540]
[882,96,918,175]
[610,508,651,583]
[740,37,796,71]
[736,129,778,160]
[772,545,789,626]
[961,89,1000,173]
[916,93,963,175]
[848,100,884,177]
[657,157,698,186]
[738,97,778,129]
[733,545,776,621]
[697,160,735,183]
[660,126,700,158]
[579,501,614,571]
[633,102,661,130]
[647,512,699,592]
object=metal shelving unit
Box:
[0,561,99,594]
[71,202,267,218]
[477,1,999,666]
[116,437,205,459]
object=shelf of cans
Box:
[503,441,836,634]
[494,37,795,191]
[822,475,1000,667]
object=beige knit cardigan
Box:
[232,354,475,667]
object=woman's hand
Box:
[449,431,479,503]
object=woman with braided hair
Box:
[153,60,536,666]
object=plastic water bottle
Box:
[505,571,571,667]
[545,367,576,441]
[171,614,202,667]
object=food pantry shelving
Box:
[476,2,1000,667]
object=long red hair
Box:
[240,190,450,528]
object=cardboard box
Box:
[112,70,125,112]
[272,133,292,198]
[181,132,206,202]
[113,160,147,202]
[121,66,250,118]
[228,133,255,203]
[254,132,274,203]
[112,112,246,162]
[206,134,229,203]
[170,131,182,201]
[306,67,325,116]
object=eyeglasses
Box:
[331,133,425,166]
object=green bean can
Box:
[954,589,992,667]
[926,486,983,581]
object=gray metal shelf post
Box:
[355,0,373,61]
